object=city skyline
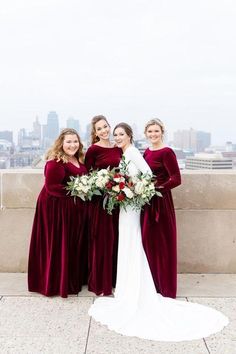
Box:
[1,113,219,148]
[1,0,236,145]
[2,113,236,169]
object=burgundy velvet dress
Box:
[28,159,88,298]
[85,145,122,295]
[141,147,181,299]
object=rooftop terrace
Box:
[0,170,236,353]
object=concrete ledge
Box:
[1,169,236,272]
[174,170,236,210]
[177,210,236,273]
[2,170,43,208]
[0,209,34,272]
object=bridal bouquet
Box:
[102,157,162,214]
[66,172,102,201]
[102,161,135,215]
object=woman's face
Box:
[113,127,131,151]
[145,124,163,145]
[62,134,80,156]
[95,119,110,141]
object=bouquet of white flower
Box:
[66,172,102,201]
[131,172,162,210]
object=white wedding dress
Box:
[88,145,228,341]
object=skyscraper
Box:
[47,111,59,141]
[66,117,80,133]
[32,116,41,141]
[173,128,211,153]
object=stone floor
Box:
[0,273,236,354]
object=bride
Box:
[88,122,228,341]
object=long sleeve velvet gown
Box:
[141,147,181,298]
[28,159,88,298]
[85,145,122,295]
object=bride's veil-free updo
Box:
[113,122,134,144]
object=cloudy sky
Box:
[0,0,236,144]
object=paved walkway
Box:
[0,274,236,354]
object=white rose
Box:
[88,178,94,186]
[80,175,88,185]
[131,176,139,184]
[112,185,120,192]
[123,187,134,199]
[97,169,109,176]
[113,176,125,183]
[77,182,84,190]
[95,179,104,188]
[81,185,89,193]
[96,175,109,188]
[134,181,144,195]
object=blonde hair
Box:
[45,128,84,163]
[113,122,134,144]
[144,118,165,136]
[90,115,110,144]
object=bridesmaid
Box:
[85,115,122,296]
[141,119,181,299]
[28,128,88,298]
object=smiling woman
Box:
[28,128,88,298]
[113,122,134,151]
[62,134,81,167]
[85,115,122,296]
[141,118,181,299]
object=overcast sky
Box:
[0,0,236,144]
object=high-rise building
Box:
[47,111,59,141]
[18,127,41,152]
[0,139,12,168]
[32,116,41,141]
[66,117,80,133]
[42,124,50,149]
[173,128,211,153]
[18,128,26,148]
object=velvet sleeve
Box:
[44,160,68,197]
[85,147,95,171]
[158,149,181,192]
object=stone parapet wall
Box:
[0,169,236,272]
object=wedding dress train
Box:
[88,146,228,341]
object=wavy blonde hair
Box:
[90,115,110,144]
[45,128,84,163]
[144,118,165,137]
